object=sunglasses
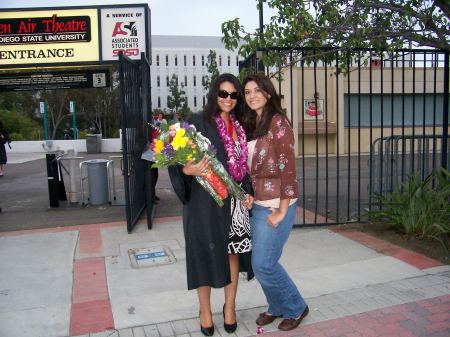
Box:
[218,90,239,100]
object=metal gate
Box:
[241,49,449,226]
[119,52,155,233]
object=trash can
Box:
[86,159,109,205]
[86,134,102,154]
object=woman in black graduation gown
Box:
[168,73,253,336]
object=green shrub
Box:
[111,129,120,138]
[0,109,42,140]
[370,168,450,251]
[9,132,25,141]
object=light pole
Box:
[257,0,265,72]
[442,51,449,170]
[259,0,263,33]
[40,101,48,140]
[70,100,78,140]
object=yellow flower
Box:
[172,135,189,150]
[187,154,193,161]
[154,139,164,154]
[176,129,185,138]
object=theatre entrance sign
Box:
[0,4,150,91]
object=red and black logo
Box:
[112,22,137,37]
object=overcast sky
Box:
[0,0,276,36]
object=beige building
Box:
[277,64,449,156]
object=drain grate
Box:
[128,245,176,268]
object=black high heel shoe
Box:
[199,312,214,336]
[200,325,214,336]
[223,304,237,333]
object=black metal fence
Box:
[119,52,154,233]
[242,48,449,226]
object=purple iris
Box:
[161,143,175,159]
[182,122,195,132]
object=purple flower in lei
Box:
[214,114,248,182]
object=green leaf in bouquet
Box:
[160,123,169,132]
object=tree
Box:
[180,101,192,119]
[222,0,450,69]
[202,50,220,92]
[67,68,120,138]
[0,109,40,140]
[0,92,37,119]
[167,74,188,114]
[40,90,69,140]
[0,68,120,140]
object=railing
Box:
[240,48,449,226]
[370,134,450,198]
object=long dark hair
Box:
[242,73,286,140]
[204,73,243,125]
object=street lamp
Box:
[257,0,265,72]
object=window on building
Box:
[202,55,205,66]
[175,55,178,66]
[193,75,196,86]
[344,93,446,127]
[184,55,187,66]
[166,76,169,87]
[184,75,188,86]
[227,55,231,66]
[193,55,196,66]
[156,55,160,66]
[157,96,161,108]
[157,76,160,87]
[236,55,239,66]
[194,96,197,107]
[203,96,206,106]
[219,55,222,66]
[165,55,169,66]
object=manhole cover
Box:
[128,245,176,268]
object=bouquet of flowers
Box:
[151,122,245,206]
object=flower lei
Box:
[215,114,248,182]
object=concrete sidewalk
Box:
[0,152,449,337]
[0,216,449,337]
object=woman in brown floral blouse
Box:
[242,73,309,331]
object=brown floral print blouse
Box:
[249,114,298,201]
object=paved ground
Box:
[0,151,374,231]
[0,153,449,337]
[0,152,182,231]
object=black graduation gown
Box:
[168,114,253,290]
[0,130,10,165]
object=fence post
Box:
[442,51,449,170]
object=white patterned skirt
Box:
[228,197,252,254]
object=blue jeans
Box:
[250,203,307,319]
